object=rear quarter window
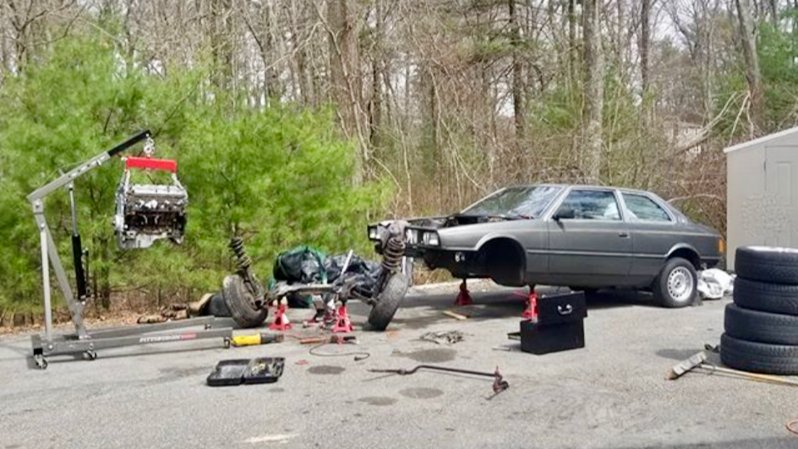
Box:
[622,193,672,222]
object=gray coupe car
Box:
[369,184,724,308]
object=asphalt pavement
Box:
[1,282,797,449]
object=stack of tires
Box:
[721,246,798,375]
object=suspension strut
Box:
[381,234,405,274]
[229,237,264,307]
[229,237,252,275]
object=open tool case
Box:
[206,357,285,386]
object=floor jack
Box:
[28,131,232,369]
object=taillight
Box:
[718,238,726,254]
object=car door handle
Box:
[618,232,630,238]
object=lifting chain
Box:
[143,136,156,157]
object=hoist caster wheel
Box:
[34,355,48,370]
[223,338,231,349]
[83,350,98,361]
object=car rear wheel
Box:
[653,257,697,308]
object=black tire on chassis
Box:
[652,257,697,308]
[733,277,798,316]
[222,274,268,328]
[720,333,798,375]
[367,273,409,331]
[735,246,798,285]
[724,303,798,345]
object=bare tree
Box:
[325,0,367,181]
[509,0,525,141]
[734,0,764,135]
[640,0,651,95]
[567,0,577,82]
[581,0,603,183]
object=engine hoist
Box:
[28,131,231,369]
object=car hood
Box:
[404,214,534,230]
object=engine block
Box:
[114,173,188,250]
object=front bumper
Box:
[367,222,441,258]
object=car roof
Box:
[506,184,653,196]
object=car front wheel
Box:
[653,257,697,308]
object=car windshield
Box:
[461,185,562,218]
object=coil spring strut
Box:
[229,237,252,273]
[382,235,405,273]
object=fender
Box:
[666,243,701,260]
[475,233,525,253]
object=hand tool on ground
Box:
[299,335,357,345]
[442,310,469,320]
[369,364,510,395]
[228,332,285,347]
[307,335,368,361]
[420,330,464,345]
[667,351,798,386]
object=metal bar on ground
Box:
[32,327,232,357]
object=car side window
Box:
[556,190,621,221]
[622,193,672,222]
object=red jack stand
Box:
[302,307,336,328]
[522,287,538,321]
[303,295,336,327]
[454,279,473,306]
[269,298,293,331]
[331,302,354,333]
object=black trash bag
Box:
[324,253,383,298]
[271,247,384,304]
[324,254,374,283]
[272,246,327,284]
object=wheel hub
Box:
[667,267,694,302]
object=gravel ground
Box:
[1,282,797,449]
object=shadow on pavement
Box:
[347,285,666,332]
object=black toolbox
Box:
[520,291,587,355]
[207,357,285,387]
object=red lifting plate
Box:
[125,157,178,172]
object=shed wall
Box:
[727,136,798,269]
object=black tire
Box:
[367,273,409,331]
[222,274,268,328]
[724,303,798,345]
[652,257,697,308]
[736,246,798,285]
[207,292,232,317]
[720,333,798,375]
[733,277,798,316]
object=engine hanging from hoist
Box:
[113,136,188,250]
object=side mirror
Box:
[554,206,575,221]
